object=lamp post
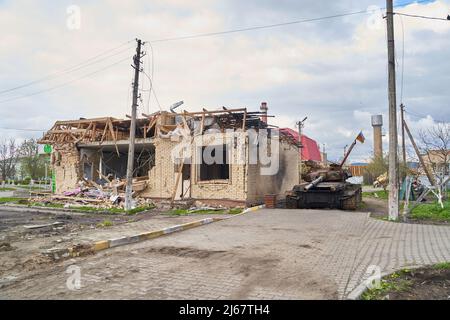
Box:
[296,117,308,183]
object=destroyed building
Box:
[38,104,299,207]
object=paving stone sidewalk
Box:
[71,213,230,244]
[2,209,450,299]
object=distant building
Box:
[422,150,450,175]
[278,128,321,161]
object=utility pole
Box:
[125,38,142,211]
[386,0,399,220]
[296,117,307,184]
[400,104,407,170]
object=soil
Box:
[359,197,450,226]
[364,266,450,300]
[0,207,162,278]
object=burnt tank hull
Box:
[286,182,362,210]
[285,166,362,210]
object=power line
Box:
[0,126,45,132]
[0,56,131,104]
[146,0,434,44]
[148,10,369,43]
[0,40,134,96]
[404,110,449,124]
[141,70,162,110]
[394,12,450,21]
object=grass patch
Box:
[433,262,450,270]
[228,208,243,214]
[17,185,51,190]
[30,202,64,208]
[0,187,16,191]
[97,219,113,228]
[0,197,27,204]
[362,190,389,200]
[357,201,368,210]
[411,201,450,222]
[361,270,412,300]
[28,202,155,214]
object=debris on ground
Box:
[0,242,14,252]
[26,177,155,212]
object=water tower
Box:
[371,115,383,158]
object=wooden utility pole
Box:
[400,104,407,169]
[125,38,142,211]
[403,119,437,187]
[386,0,399,220]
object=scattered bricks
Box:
[0,242,14,252]
[43,247,71,261]
[69,243,95,257]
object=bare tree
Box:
[419,122,450,202]
[0,138,19,181]
[419,122,450,176]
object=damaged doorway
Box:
[80,143,155,183]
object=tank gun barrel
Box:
[339,139,357,167]
[304,175,324,190]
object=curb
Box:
[69,204,266,256]
[90,217,223,252]
[241,204,265,214]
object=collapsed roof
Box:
[38,108,274,146]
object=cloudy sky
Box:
[0,0,449,162]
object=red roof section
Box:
[279,128,322,161]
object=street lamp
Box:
[296,117,308,183]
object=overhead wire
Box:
[0,40,134,96]
[0,56,131,104]
[394,12,450,21]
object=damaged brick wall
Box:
[141,132,248,202]
[190,131,247,202]
[141,138,179,198]
[246,140,299,205]
[51,144,81,194]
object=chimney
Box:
[260,102,268,124]
[371,115,383,158]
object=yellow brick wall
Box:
[52,144,81,193]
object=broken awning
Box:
[279,128,322,161]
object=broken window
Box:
[198,144,229,181]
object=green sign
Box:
[44,144,52,154]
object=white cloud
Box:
[0,0,449,162]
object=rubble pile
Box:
[29,177,154,211]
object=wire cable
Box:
[0,40,134,96]
[141,69,162,111]
[405,110,449,124]
[394,12,450,21]
[0,126,45,132]
[148,10,369,43]
[0,56,131,104]
[145,0,435,44]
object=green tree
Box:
[19,139,48,180]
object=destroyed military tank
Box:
[285,133,363,210]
